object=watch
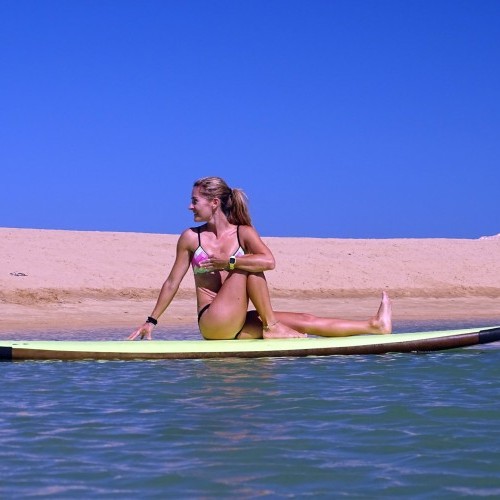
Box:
[229,256,236,270]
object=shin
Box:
[246,272,276,328]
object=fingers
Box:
[200,256,213,270]
[127,324,153,341]
[200,255,225,271]
[127,328,141,340]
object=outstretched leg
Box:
[238,292,392,339]
[275,292,392,337]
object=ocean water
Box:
[1,320,500,498]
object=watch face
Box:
[230,256,236,264]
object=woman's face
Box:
[189,187,216,222]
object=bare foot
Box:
[370,291,392,334]
[263,321,307,339]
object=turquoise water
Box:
[1,320,500,498]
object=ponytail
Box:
[193,177,252,226]
[226,188,252,226]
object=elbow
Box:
[162,278,180,294]
[265,256,276,271]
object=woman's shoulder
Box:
[180,224,206,236]
[238,224,257,234]
[237,224,261,241]
[178,226,204,249]
[237,225,270,253]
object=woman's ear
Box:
[212,197,221,211]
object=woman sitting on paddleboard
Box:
[129,176,392,340]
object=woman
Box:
[129,176,392,341]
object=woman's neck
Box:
[204,211,233,237]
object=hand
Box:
[128,322,154,340]
[199,255,228,272]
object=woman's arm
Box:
[199,225,276,273]
[128,230,193,340]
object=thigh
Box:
[199,270,250,339]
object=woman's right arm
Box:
[128,230,193,340]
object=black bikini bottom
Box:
[197,304,211,322]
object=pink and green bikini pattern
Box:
[191,226,245,274]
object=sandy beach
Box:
[1,227,499,333]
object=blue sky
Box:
[1,0,499,238]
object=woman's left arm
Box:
[235,225,276,271]
[200,225,276,273]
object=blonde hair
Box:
[193,176,252,226]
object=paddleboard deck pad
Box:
[1,326,499,361]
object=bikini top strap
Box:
[197,226,201,246]
[236,225,242,249]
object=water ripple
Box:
[1,322,500,497]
